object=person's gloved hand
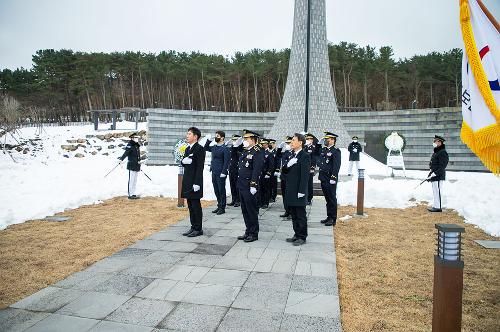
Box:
[234,137,244,146]
[353,149,358,153]
[182,157,193,165]
[117,158,123,164]
[250,187,257,195]
[319,138,325,145]
[220,173,227,178]
[298,193,305,198]
[278,142,286,149]
[193,184,200,192]
[429,172,436,178]
[330,179,336,185]
[287,157,298,168]
[264,175,270,179]
[274,172,280,177]
[205,134,212,141]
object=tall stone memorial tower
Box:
[268,0,350,147]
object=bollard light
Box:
[435,224,464,263]
[432,223,465,332]
[356,168,365,216]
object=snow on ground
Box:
[0,122,499,236]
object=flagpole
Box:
[476,0,500,33]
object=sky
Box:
[0,0,499,70]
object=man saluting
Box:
[181,127,206,237]
[236,130,264,242]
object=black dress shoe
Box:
[216,209,225,215]
[286,236,297,243]
[243,235,258,242]
[128,195,140,200]
[324,219,336,226]
[228,202,235,206]
[182,228,194,236]
[280,213,290,218]
[293,238,306,246]
[187,230,204,237]
[234,202,240,207]
[320,218,329,224]
[428,207,443,212]
[261,205,269,209]
[212,208,220,213]
[237,234,249,240]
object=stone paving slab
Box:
[3,197,342,331]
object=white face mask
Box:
[306,139,313,146]
[353,140,358,143]
[133,138,139,143]
[243,141,250,148]
[432,142,438,148]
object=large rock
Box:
[74,153,85,158]
[104,133,113,140]
[96,135,105,140]
[66,139,78,144]
[61,145,77,151]
[77,138,87,144]
[108,145,115,149]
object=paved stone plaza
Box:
[1,198,342,332]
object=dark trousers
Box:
[187,199,202,231]
[212,172,227,209]
[281,178,290,212]
[239,188,259,236]
[290,206,308,240]
[270,175,278,200]
[320,180,338,220]
[307,173,314,203]
[261,177,270,206]
[229,168,240,204]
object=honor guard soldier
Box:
[227,134,243,207]
[276,136,293,219]
[260,138,275,209]
[268,139,278,202]
[304,133,318,205]
[427,135,449,212]
[315,132,341,226]
[348,136,362,176]
[180,127,206,237]
[203,131,230,215]
[118,132,142,199]
[236,130,264,242]
[281,133,311,246]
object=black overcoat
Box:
[428,144,449,182]
[181,142,206,199]
[281,150,311,207]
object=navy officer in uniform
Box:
[227,134,243,207]
[260,138,274,209]
[315,132,341,226]
[118,132,142,200]
[281,133,311,246]
[347,136,362,176]
[268,139,278,202]
[304,133,318,205]
[236,130,264,242]
[427,135,449,212]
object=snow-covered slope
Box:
[0,122,499,236]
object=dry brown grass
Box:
[335,204,500,332]
[0,197,213,309]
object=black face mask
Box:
[215,137,222,143]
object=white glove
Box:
[220,174,227,178]
[319,138,325,145]
[234,137,244,146]
[250,187,257,195]
[330,179,336,185]
[430,172,436,178]
[298,193,305,198]
[182,157,193,165]
[287,157,298,168]
[193,184,200,192]
[278,142,286,149]
[274,172,280,177]
[205,134,212,141]
[353,149,358,153]
[264,175,270,179]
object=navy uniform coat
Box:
[281,150,311,206]
[348,142,362,161]
[316,145,341,182]
[428,144,449,181]
[181,142,206,199]
[204,140,230,176]
[119,140,141,171]
[237,145,264,191]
